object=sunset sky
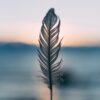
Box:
[0,0,100,46]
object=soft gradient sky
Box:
[0,0,100,46]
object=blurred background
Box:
[0,0,100,100]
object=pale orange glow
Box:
[0,21,100,46]
[38,83,58,100]
[62,38,100,47]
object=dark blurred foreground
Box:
[0,43,100,100]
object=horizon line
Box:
[0,41,100,47]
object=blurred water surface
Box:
[0,43,100,100]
